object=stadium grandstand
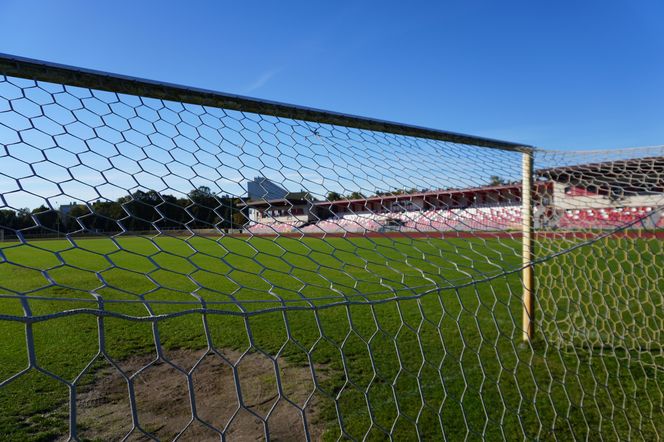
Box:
[241,156,664,234]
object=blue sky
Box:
[0,0,663,151]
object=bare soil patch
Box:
[72,348,330,441]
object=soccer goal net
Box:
[0,54,662,441]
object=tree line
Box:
[0,186,247,236]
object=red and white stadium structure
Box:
[240,157,664,235]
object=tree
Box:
[187,186,235,228]
[16,208,32,229]
[326,191,342,201]
[488,176,507,186]
[91,200,124,232]
[347,191,365,200]
[6,185,247,234]
[0,209,20,232]
[31,205,59,232]
[153,193,190,228]
[231,198,248,229]
[67,205,89,231]
[117,190,161,231]
[188,186,215,202]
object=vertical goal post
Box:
[521,151,535,342]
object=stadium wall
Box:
[551,181,663,209]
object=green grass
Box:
[0,234,662,440]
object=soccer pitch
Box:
[0,235,661,441]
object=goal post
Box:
[0,53,662,441]
[521,151,535,342]
[0,52,532,152]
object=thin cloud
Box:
[245,68,283,93]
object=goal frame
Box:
[0,51,538,340]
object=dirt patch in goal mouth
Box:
[73,348,330,441]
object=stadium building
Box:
[537,156,664,229]
[240,157,664,234]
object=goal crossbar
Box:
[0,52,532,153]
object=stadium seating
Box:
[246,219,304,234]
[300,205,523,233]
[249,206,661,234]
[449,206,522,231]
[556,206,654,229]
[301,213,384,233]
[657,211,664,228]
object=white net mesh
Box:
[0,58,662,441]
[535,148,664,351]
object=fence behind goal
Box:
[0,54,662,441]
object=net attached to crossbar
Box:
[0,57,662,441]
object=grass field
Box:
[0,234,662,441]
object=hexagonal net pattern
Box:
[534,149,664,351]
[0,60,662,441]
